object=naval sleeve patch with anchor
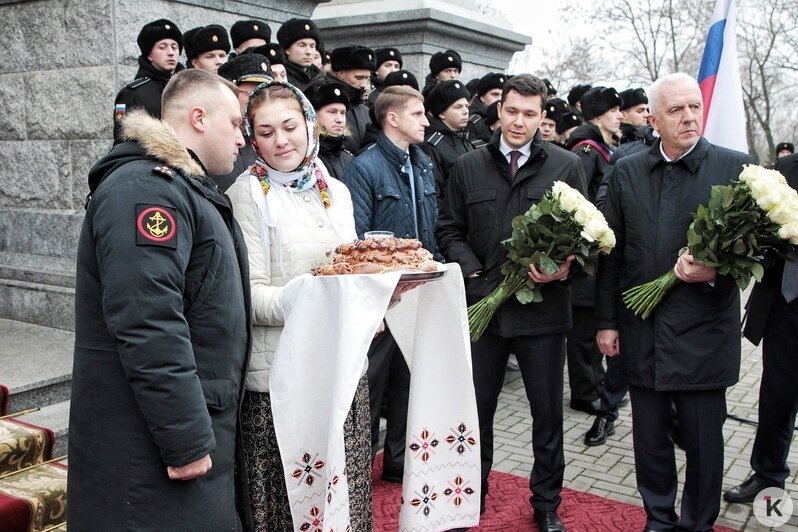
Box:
[136,204,177,248]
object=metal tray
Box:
[397,269,447,283]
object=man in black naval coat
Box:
[276,18,321,91]
[113,19,183,144]
[437,74,586,532]
[596,73,753,531]
[68,69,252,531]
[724,152,798,504]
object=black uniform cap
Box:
[426,79,470,116]
[544,98,569,122]
[251,43,286,66]
[567,84,592,107]
[374,47,403,70]
[184,25,231,61]
[276,18,321,49]
[485,100,500,125]
[580,86,623,121]
[619,88,648,110]
[776,142,794,154]
[541,78,557,96]
[429,50,462,76]
[217,53,272,85]
[556,110,585,134]
[476,73,507,97]
[138,19,182,56]
[384,70,419,91]
[305,79,351,111]
[331,46,375,72]
[230,20,271,49]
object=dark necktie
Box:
[509,150,521,178]
[782,251,798,303]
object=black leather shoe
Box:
[584,415,615,446]
[724,475,779,503]
[533,510,565,532]
[569,398,603,415]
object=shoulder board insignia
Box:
[426,131,444,146]
[136,204,177,248]
[128,77,152,89]
[152,166,175,179]
[468,114,482,124]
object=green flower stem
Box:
[622,270,681,320]
[467,272,528,341]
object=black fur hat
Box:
[567,84,592,107]
[252,43,286,66]
[556,110,584,134]
[619,88,648,110]
[777,142,795,154]
[429,50,462,76]
[384,70,419,91]
[276,18,321,49]
[426,79,470,116]
[541,78,557,96]
[331,46,375,72]
[544,98,569,122]
[477,73,507,97]
[217,53,272,84]
[230,20,271,50]
[374,47,403,70]
[138,19,182,55]
[184,25,231,61]
[305,79,351,111]
[486,100,500,126]
[580,86,623,121]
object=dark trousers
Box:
[751,293,798,487]
[366,327,410,477]
[565,306,605,404]
[629,386,726,532]
[597,354,629,421]
[472,332,565,511]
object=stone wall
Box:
[0,0,322,330]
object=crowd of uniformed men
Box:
[74,14,797,532]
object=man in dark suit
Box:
[724,152,798,503]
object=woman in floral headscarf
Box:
[226,80,371,531]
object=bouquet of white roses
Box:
[467,181,616,341]
[623,164,798,319]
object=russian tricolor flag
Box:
[697,0,748,154]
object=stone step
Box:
[0,251,76,288]
[1,319,73,413]
[0,278,75,331]
[14,400,70,458]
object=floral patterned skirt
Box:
[241,375,372,531]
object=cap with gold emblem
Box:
[476,72,507,97]
[304,79,351,112]
[251,43,287,67]
[374,47,403,70]
[330,45,375,72]
[230,19,272,49]
[137,18,183,56]
[383,69,419,91]
[218,53,273,85]
[184,25,231,61]
[276,18,321,50]
[429,49,462,77]
[426,79,470,116]
[580,86,623,121]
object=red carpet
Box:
[372,454,738,531]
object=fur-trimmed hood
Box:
[90,111,204,194]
